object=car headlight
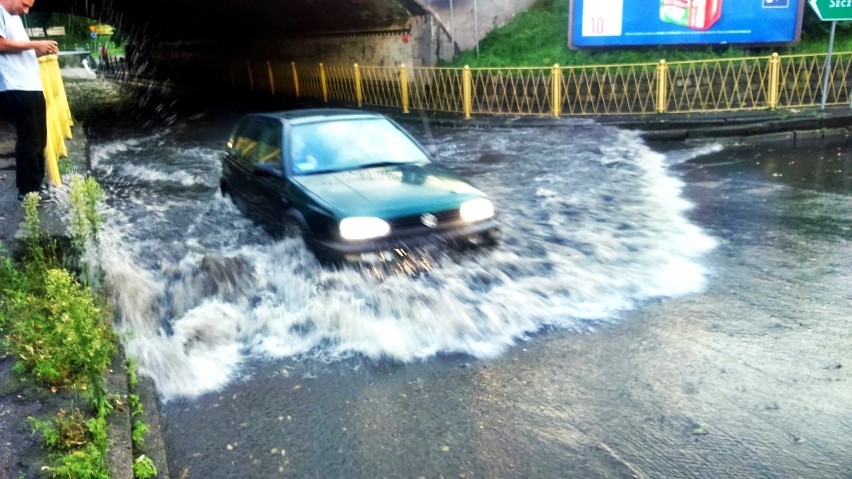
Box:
[339,217,391,241]
[459,198,494,222]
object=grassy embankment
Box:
[444,0,852,67]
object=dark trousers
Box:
[0,90,47,195]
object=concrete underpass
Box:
[36,0,536,84]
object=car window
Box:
[289,118,429,174]
[233,120,283,168]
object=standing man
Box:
[0,0,58,202]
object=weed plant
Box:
[0,184,117,478]
[1,186,115,390]
[30,409,91,451]
[5,267,114,387]
[444,0,852,67]
[2,194,113,388]
[132,455,158,479]
[21,193,58,273]
[31,411,110,479]
[132,419,149,449]
[58,157,73,176]
[68,174,105,289]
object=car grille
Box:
[389,209,460,232]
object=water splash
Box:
[92,122,717,400]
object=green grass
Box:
[444,0,852,67]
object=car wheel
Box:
[482,230,501,247]
[219,178,229,197]
[279,218,303,238]
[310,244,345,267]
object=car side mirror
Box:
[253,164,284,179]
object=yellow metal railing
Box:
[559,62,660,115]
[360,66,403,109]
[38,54,73,187]
[777,52,852,108]
[663,56,773,112]
[410,67,465,114]
[233,52,852,118]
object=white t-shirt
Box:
[0,5,42,92]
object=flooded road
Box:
[87,108,851,477]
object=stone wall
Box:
[253,15,453,68]
[143,0,533,74]
[420,0,538,51]
[256,0,537,67]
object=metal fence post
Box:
[400,65,410,114]
[267,61,275,96]
[354,63,363,107]
[768,53,781,110]
[291,62,300,98]
[319,63,328,103]
[820,21,837,111]
[551,64,562,118]
[246,60,254,92]
[656,59,668,113]
[463,65,472,120]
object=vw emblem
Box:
[420,213,438,228]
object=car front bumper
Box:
[309,219,500,263]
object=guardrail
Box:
[227,52,852,118]
[38,54,73,187]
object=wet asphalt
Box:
[152,133,851,478]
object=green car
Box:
[220,109,499,263]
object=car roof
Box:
[243,109,386,126]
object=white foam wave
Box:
[90,139,140,168]
[126,302,244,399]
[664,142,725,165]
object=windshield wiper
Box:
[296,167,355,176]
[296,161,416,175]
[356,161,408,169]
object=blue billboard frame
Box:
[569,0,805,48]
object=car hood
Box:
[293,163,485,218]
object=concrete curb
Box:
[136,375,170,478]
[222,90,852,143]
[63,129,171,478]
[380,104,852,145]
[106,352,134,479]
[105,348,170,479]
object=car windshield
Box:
[289,118,430,175]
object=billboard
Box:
[569,0,805,48]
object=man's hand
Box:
[32,40,58,57]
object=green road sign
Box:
[809,0,852,21]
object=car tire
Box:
[219,178,230,197]
[482,230,501,247]
[279,218,303,238]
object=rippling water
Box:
[89,115,718,399]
